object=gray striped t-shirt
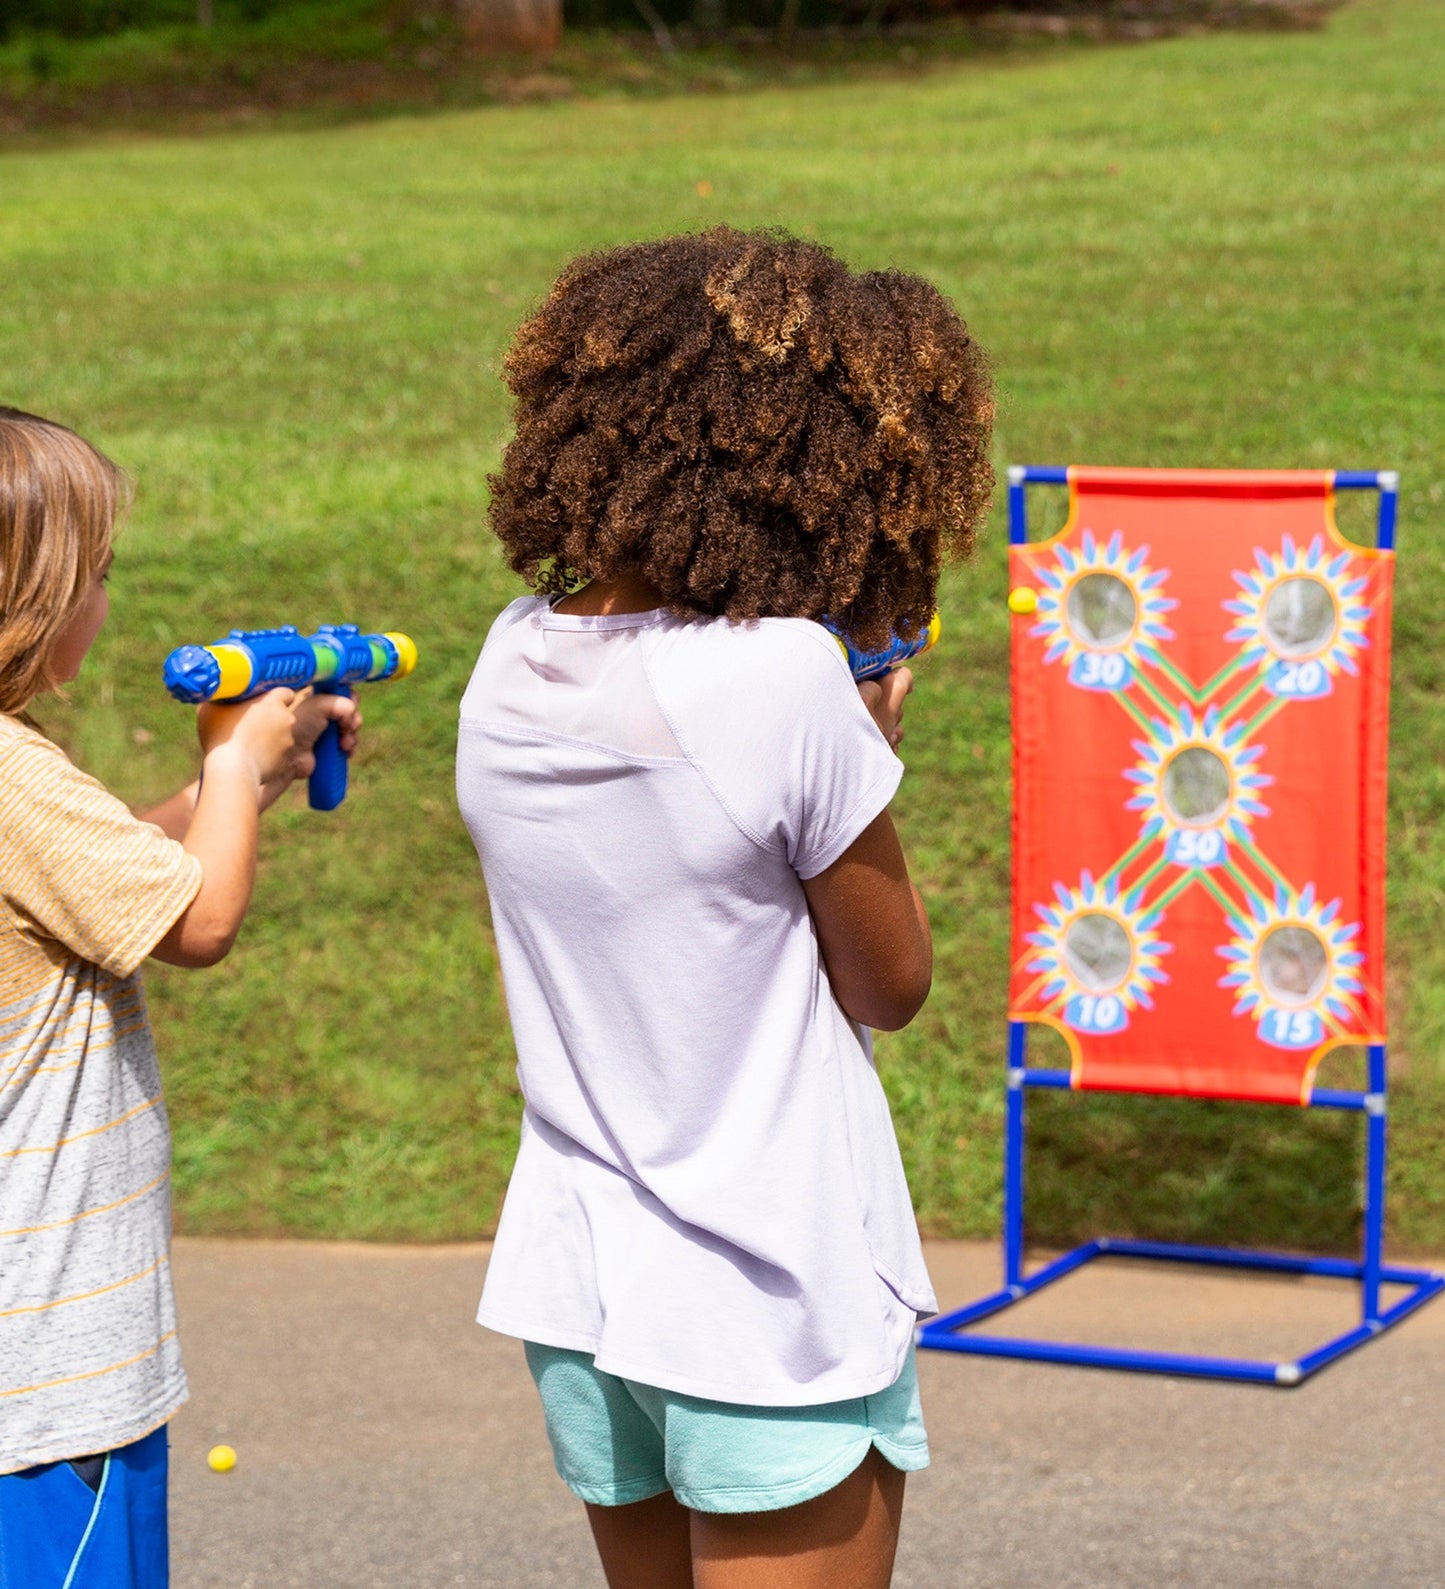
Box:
[1,714,201,1472]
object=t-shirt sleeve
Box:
[1,735,203,978]
[653,620,905,880]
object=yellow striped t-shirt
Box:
[0,712,202,1472]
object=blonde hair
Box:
[0,407,127,715]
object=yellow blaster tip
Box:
[383,633,419,678]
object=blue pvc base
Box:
[916,1238,1445,1387]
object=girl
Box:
[0,407,360,1589]
[457,229,993,1588]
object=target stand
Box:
[917,466,1444,1386]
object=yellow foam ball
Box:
[1007,586,1038,615]
[207,1444,237,1474]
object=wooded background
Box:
[0,0,1311,42]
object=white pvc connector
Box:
[1379,471,1400,492]
[1275,1363,1302,1386]
[1365,1093,1386,1116]
[1008,465,1026,486]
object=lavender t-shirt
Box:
[456,597,935,1406]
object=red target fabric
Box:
[1009,469,1392,1104]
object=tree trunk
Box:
[454,0,561,52]
[633,0,677,54]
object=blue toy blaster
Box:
[827,613,941,682]
[163,624,418,811]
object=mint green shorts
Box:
[523,1342,929,1514]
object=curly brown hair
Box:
[489,227,994,650]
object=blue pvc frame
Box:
[918,466,1444,1386]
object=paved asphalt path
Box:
[168,1238,1442,1588]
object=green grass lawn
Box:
[4,0,1442,1253]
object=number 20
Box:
[1274,660,1324,695]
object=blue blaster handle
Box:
[308,688,351,812]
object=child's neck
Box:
[553,571,664,618]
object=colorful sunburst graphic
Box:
[1122,705,1272,869]
[1032,530,1177,693]
[1216,883,1365,1050]
[1025,871,1173,1035]
[1223,534,1370,700]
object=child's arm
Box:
[139,781,201,841]
[801,668,932,1032]
[137,692,361,841]
[802,809,932,1032]
[149,689,359,968]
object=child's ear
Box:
[705,242,816,366]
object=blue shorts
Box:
[0,1426,168,1589]
[524,1342,929,1514]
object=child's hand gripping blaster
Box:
[827,613,941,682]
[163,624,418,811]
